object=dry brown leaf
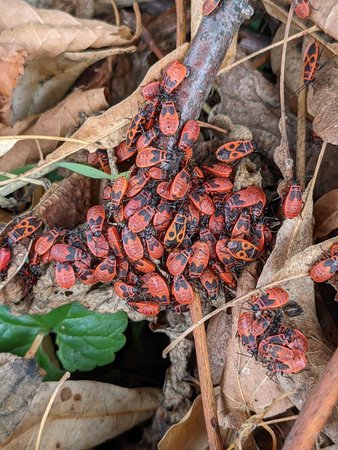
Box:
[158,394,209,450]
[0,44,189,197]
[1,381,161,449]
[313,190,338,240]
[0,44,27,125]
[0,88,108,172]
[207,312,232,386]
[0,357,42,443]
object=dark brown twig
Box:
[190,291,222,450]
[175,0,187,47]
[282,346,338,450]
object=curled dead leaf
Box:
[1,380,161,449]
[313,189,338,240]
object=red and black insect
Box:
[35,228,64,256]
[115,140,137,163]
[199,228,216,258]
[0,247,11,272]
[268,350,307,374]
[202,0,222,15]
[136,129,158,151]
[117,258,129,280]
[128,301,160,316]
[189,191,215,216]
[125,103,157,148]
[170,169,191,199]
[331,243,338,256]
[251,287,289,311]
[106,226,124,257]
[237,312,257,351]
[156,181,175,201]
[73,260,97,285]
[88,150,110,173]
[132,258,156,273]
[216,140,255,163]
[203,177,233,193]
[258,342,294,363]
[278,326,309,353]
[124,190,151,219]
[86,231,109,258]
[208,210,226,236]
[159,101,179,136]
[106,177,129,207]
[215,239,236,268]
[94,255,117,283]
[252,310,275,337]
[309,255,338,283]
[142,273,170,305]
[283,180,303,219]
[227,186,266,217]
[200,268,219,300]
[121,227,144,261]
[189,241,210,279]
[127,271,139,285]
[136,148,167,168]
[227,238,259,262]
[87,205,105,235]
[177,120,200,156]
[191,166,204,179]
[55,262,75,289]
[186,202,200,234]
[126,172,150,197]
[303,41,320,85]
[7,216,42,245]
[294,0,311,18]
[202,163,232,178]
[213,263,236,287]
[231,212,251,239]
[128,206,155,233]
[114,281,138,299]
[141,80,162,100]
[145,234,164,260]
[162,60,187,94]
[148,167,167,180]
[166,248,192,276]
[163,212,187,248]
[153,201,173,231]
[172,274,194,305]
[50,244,87,262]
[251,221,265,252]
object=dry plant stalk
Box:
[282,346,338,450]
[190,292,222,450]
[296,60,307,189]
[176,0,187,47]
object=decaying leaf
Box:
[0,88,108,172]
[1,381,161,449]
[0,357,42,442]
[314,190,338,240]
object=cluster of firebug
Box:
[238,286,308,374]
[309,244,338,284]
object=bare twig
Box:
[190,291,222,450]
[110,0,121,26]
[296,57,307,189]
[25,333,44,359]
[197,120,229,134]
[175,0,187,47]
[282,346,338,450]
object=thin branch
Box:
[296,54,307,189]
[190,291,222,450]
[175,0,187,47]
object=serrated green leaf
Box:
[55,161,112,179]
[55,309,127,371]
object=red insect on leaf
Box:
[283,179,303,219]
[309,256,338,283]
[172,274,194,305]
[106,226,124,257]
[55,262,75,289]
[128,301,160,316]
[303,41,320,84]
[7,216,42,244]
[295,0,311,19]
[251,287,289,311]
[237,312,257,350]
[122,228,144,261]
[202,0,222,16]
[136,148,167,168]
[128,206,155,233]
[189,241,210,279]
[200,268,219,300]
[278,326,309,353]
[216,140,255,163]
[252,310,275,337]
[170,168,191,199]
[141,273,170,304]
[0,247,11,271]
[86,231,109,258]
[141,80,162,100]
[166,248,192,276]
[159,101,179,136]
[87,205,105,235]
[163,212,187,248]
[258,342,295,363]
[94,255,117,283]
[162,60,187,94]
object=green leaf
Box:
[0,163,37,181]
[35,348,65,381]
[0,303,128,375]
[55,161,112,179]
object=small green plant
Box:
[0,302,128,380]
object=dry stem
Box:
[190,291,222,450]
[296,46,307,188]
[175,0,187,47]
